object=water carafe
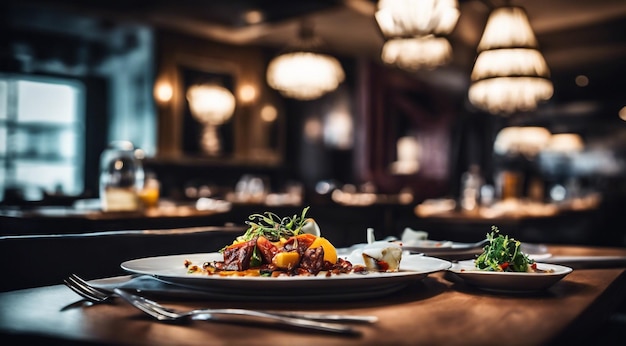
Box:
[99,141,144,212]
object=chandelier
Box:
[375,0,460,70]
[469,6,553,115]
[493,126,552,158]
[381,36,452,70]
[546,133,584,153]
[266,20,345,100]
[186,83,236,155]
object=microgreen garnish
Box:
[221,207,312,252]
[475,225,534,272]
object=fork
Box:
[113,288,360,335]
[64,274,378,324]
[64,274,113,303]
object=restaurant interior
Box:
[1,1,626,345]
[0,0,626,276]
[1,0,626,286]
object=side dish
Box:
[474,226,552,273]
[184,207,401,277]
[361,241,403,272]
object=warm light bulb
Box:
[238,84,257,104]
[154,81,173,104]
[260,104,278,122]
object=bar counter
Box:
[1,245,625,345]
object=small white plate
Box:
[447,260,573,293]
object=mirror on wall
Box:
[180,66,236,157]
[153,31,284,166]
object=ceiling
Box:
[4,0,626,112]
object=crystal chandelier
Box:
[375,0,460,70]
[266,20,345,100]
[469,6,553,114]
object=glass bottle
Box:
[460,164,482,212]
[99,141,144,212]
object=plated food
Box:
[360,241,403,272]
[447,260,572,293]
[184,207,403,278]
[121,252,452,301]
[474,226,550,273]
[446,226,573,292]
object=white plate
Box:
[447,260,573,293]
[403,239,454,249]
[120,253,452,301]
[401,241,551,261]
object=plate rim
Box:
[119,252,452,301]
[120,252,452,283]
[446,259,573,293]
[448,259,573,276]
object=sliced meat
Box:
[299,246,325,275]
[256,236,279,264]
[222,238,256,270]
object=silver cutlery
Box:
[64,274,113,303]
[64,273,378,324]
[113,288,361,335]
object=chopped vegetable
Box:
[475,226,534,272]
[271,251,300,269]
[309,236,338,264]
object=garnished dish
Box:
[474,226,551,273]
[446,226,573,293]
[119,207,452,301]
[184,207,402,277]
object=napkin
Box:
[93,275,224,300]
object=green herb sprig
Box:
[223,207,312,251]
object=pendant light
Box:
[469,5,553,114]
[266,20,345,100]
[375,0,460,70]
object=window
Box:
[0,74,85,202]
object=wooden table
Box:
[1,245,625,345]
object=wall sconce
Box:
[153,79,173,104]
[469,6,553,114]
[186,83,236,156]
[375,0,460,70]
[266,19,345,100]
[238,84,257,105]
[260,104,278,122]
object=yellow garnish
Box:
[272,251,301,269]
[309,236,338,264]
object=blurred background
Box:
[1,0,625,247]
